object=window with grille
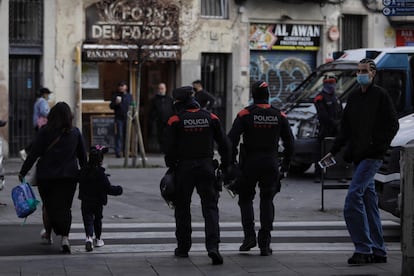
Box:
[9,0,43,46]
[201,0,228,19]
[341,14,364,50]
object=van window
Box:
[375,70,405,114]
[293,69,356,103]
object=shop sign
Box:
[396,29,414,46]
[250,23,321,51]
[81,44,181,62]
[85,0,179,45]
[83,48,137,61]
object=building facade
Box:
[0,0,406,156]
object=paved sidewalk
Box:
[0,154,404,275]
[0,251,402,276]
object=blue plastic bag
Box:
[11,182,39,219]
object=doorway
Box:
[9,56,40,156]
[140,61,177,153]
[201,53,229,128]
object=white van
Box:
[285,47,414,174]
[374,113,414,217]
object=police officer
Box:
[313,75,343,182]
[228,80,294,256]
[163,86,230,265]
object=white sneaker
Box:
[40,229,53,245]
[19,149,27,161]
[61,236,71,254]
[94,238,104,247]
[85,237,93,252]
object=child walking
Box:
[78,145,123,252]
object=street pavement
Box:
[0,154,403,275]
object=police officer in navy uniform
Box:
[228,80,294,256]
[313,75,343,182]
[163,86,230,265]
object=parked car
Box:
[375,113,414,218]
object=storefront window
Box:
[82,63,100,100]
[201,0,228,19]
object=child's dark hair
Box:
[88,145,108,167]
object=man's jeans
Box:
[344,159,387,256]
[115,119,126,157]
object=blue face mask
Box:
[356,74,371,86]
[323,83,336,94]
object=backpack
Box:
[11,182,39,219]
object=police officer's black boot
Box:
[258,229,272,256]
[239,230,257,251]
[207,248,223,265]
[174,248,189,258]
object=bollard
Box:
[401,144,414,275]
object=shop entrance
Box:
[81,60,176,154]
[9,56,40,156]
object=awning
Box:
[82,44,181,62]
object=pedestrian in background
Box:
[228,80,294,256]
[19,102,87,254]
[20,87,52,161]
[19,87,53,245]
[322,58,399,265]
[313,75,343,182]
[78,145,123,252]
[109,81,132,158]
[148,83,174,153]
[163,86,230,265]
[192,80,216,111]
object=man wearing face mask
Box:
[321,58,399,265]
[313,75,343,182]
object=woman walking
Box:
[19,102,87,253]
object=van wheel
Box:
[289,163,312,174]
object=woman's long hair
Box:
[47,102,73,132]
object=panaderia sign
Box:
[250,23,321,51]
[85,0,179,45]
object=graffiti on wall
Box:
[249,51,315,108]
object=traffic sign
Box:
[383,6,414,16]
[383,0,414,7]
[383,1,414,16]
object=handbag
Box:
[11,181,40,220]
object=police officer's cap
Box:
[252,80,270,100]
[173,86,194,101]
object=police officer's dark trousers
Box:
[238,154,279,248]
[174,158,220,252]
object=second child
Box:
[78,145,123,252]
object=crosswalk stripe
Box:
[64,220,400,254]
[70,242,401,254]
[69,230,376,240]
[69,220,399,229]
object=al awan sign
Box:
[250,23,321,51]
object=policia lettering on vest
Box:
[163,86,231,265]
[228,80,294,256]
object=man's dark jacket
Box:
[330,83,399,164]
[109,92,133,120]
